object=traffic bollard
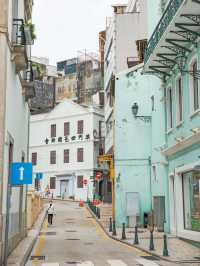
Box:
[109,217,113,232]
[134,225,139,245]
[149,231,155,251]
[112,220,117,236]
[163,234,169,256]
[98,208,101,219]
[121,223,126,240]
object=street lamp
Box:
[132,102,152,123]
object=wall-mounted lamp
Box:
[132,102,152,123]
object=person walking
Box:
[47,202,55,225]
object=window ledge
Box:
[176,121,184,129]
[167,128,174,135]
[190,109,200,119]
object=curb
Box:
[85,205,176,263]
[7,207,47,266]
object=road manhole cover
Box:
[65,238,80,241]
[84,242,94,245]
[45,232,56,235]
[30,255,45,261]
[87,217,93,219]
[65,262,80,264]
[141,256,160,261]
[66,230,77,232]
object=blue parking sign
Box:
[10,163,33,185]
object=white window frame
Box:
[167,86,173,130]
[175,75,183,125]
[189,56,200,115]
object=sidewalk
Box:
[7,206,47,266]
[87,206,200,264]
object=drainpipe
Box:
[24,108,31,236]
[162,78,171,233]
[0,0,8,263]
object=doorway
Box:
[153,196,165,232]
[60,180,69,199]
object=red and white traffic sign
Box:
[83,179,88,185]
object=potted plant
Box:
[24,20,36,45]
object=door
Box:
[153,196,165,232]
[60,180,69,199]
[126,192,140,227]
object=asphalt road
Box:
[25,201,178,266]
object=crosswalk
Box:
[33,258,160,266]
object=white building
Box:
[104,0,147,153]
[29,100,104,201]
[0,0,34,263]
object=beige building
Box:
[56,72,77,102]
[0,0,35,264]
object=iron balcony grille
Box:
[23,61,34,82]
[12,19,26,45]
[144,0,184,64]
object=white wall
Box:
[29,101,104,201]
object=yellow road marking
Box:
[84,207,149,256]
[32,218,48,265]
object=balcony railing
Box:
[12,19,26,45]
[144,0,184,64]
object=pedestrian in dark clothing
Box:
[47,203,55,225]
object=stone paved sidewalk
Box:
[105,225,200,264]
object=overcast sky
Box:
[32,0,128,65]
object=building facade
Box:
[56,58,77,102]
[30,56,57,114]
[144,0,200,242]
[29,100,104,201]
[104,0,148,154]
[0,0,34,264]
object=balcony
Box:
[21,62,35,101]
[11,19,34,72]
[144,0,200,78]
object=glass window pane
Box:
[183,172,200,232]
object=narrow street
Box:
[25,201,177,266]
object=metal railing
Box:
[23,61,34,82]
[12,19,26,45]
[144,0,184,64]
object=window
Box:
[151,95,155,111]
[35,179,40,191]
[32,152,37,166]
[77,148,84,162]
[152,165,157,181]
[192,61,199,111]
[77,120,84,134]
[77,176,83,188]
[51,124,56,138]
[183,172,200,232]
[50,177,56,189]
[50,151,56,164]
[176,77,183,123]
[64,149,69,163]
[167,87,173,129]
[64,122,70,136]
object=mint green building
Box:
[114,63,170,231]
[144,0,200,242]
